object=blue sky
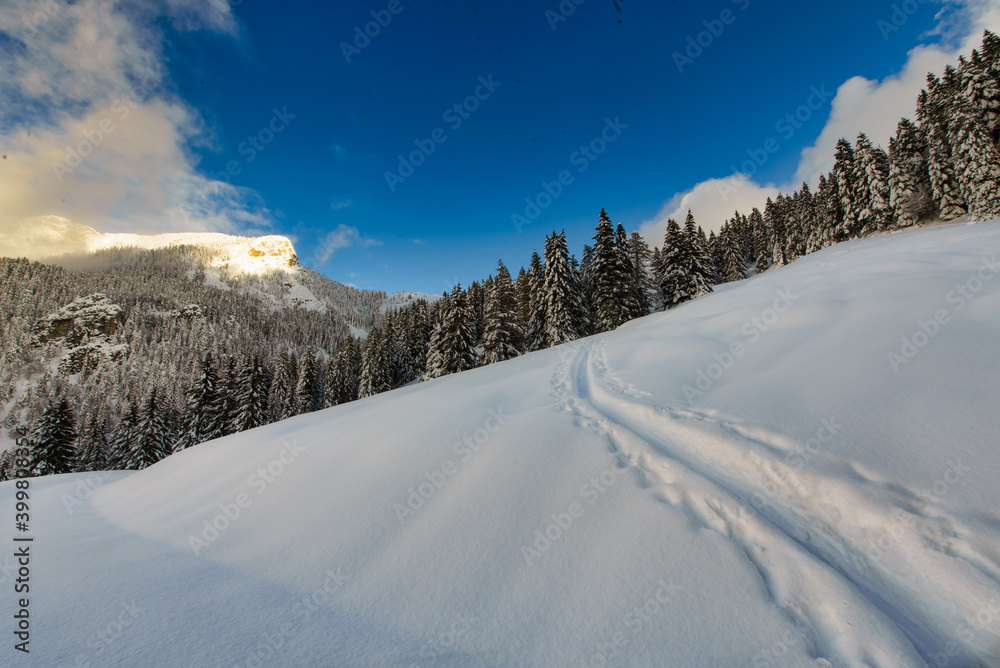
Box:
[2,0,990,294]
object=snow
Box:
[4,221,1000,666]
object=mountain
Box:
[4,220,998,666]
[0,218,439,453]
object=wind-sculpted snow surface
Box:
[2,221,1000,666]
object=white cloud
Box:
[638,174,780,242]
[641,0,1000,246]
[312,224,382,267]
[0,0,268,255]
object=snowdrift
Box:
[3,221,1000,667]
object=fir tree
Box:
[359,327,392,397]
[29,396,77,476]
[179,352,224,449]
[627,231,654,316]
[919,80,968,220]
[543,231,589,345]
[659,219,687,309]
[889,118,935,227]
[947,98,1000,220]
[328,339,361,404]
[109,402,139,468]
[295,347,323,414]
[961,52,1000,141]
[684,212,715,297]
[525,251,547,352]
[832,138,858,238]
[270,351,299,420]
[852,133,894,234]
[482,260,524,365]
[124,388,171,470]
[76,412,109,471]
[591,209,632,332]
[233,355,271,432]
[719,227,745,283]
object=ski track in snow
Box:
[550,338,1000,668]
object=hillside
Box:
[3,220,999,667]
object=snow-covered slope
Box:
[4,221,1000,667]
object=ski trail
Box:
[551,339,1000,668]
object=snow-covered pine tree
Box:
[659,218,687,309]
[749,207,770,274]
[515,267,532,329]
[615,223,644,319]
[918,80,968,220]
[124,388,171,470]
[437,284,477,375]
[947,97,1000,220]
[810,174,839,251]
[684,212,715,299]
[852,133,894,234]
[218,355,238,436]
[29,396,77,476]
[482,260,524,365]
[424,296,448,380]
[719,227,745,283]
[270,351,299,420]
[359,327,392,397]
[889,118,935,227]
[961,52,1000,142]
[233,354,271,432]
[76,412,109,472]
[628,231,654,315]
[832,138,858,239]
[295,347,323,414]
[328,339,362,404]
[525,251,547,352]
[543,231,589,345]
[591,209,632,332]
[178,352,224,449]
[108,401,139,468]
[765,197,788,267]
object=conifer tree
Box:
[749,207,770,274]
[270,352,299,420]
[832,138,858,238]
[659,219,687,309]
[482,260,524,365]
[359,327,392,397]
[889,118,935,227]
[515,267,532,329]
[109,402,139,468]
[295,347,323,413]
[29,396,77,476]
[719,228,745,283]
[961,52,1000,141]
[591,210,632,332]
[76,412,109,472]
[766,197,788,266]
[525,251,547,352]
[627,231,654,316]
[684,212,715,298]
[125,388,171,470]
[918,80,968,220]
[179,352,224,449]
[437,284,478,375]
[947,98,1000,220]
[852,133,894,234]
[543,231,589,345]
[233,355,271,432]
[328,339,361,404]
